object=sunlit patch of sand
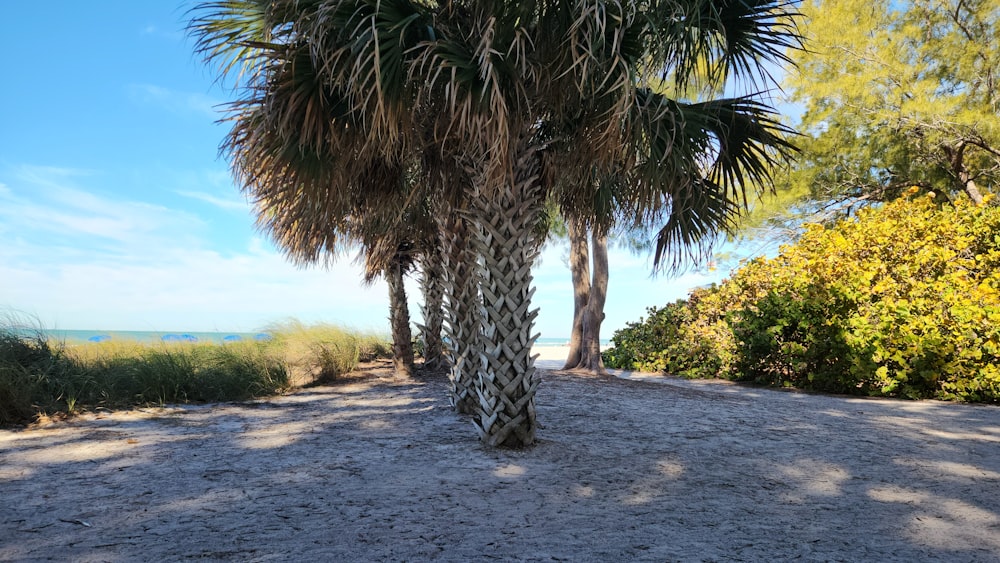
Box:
[493,463,527,478]
[239,421,314,449]
[868,485,1000,550]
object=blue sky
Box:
[1,2,736,338]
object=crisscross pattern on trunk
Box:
[419,238,446,370]
[439,211,481,414]
[469,142,543,447]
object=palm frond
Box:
[618,88,796,271]
[307,0,431,152]
[648,0,802,92]
[694,96,798,204]
[187,0,304,87]
[651,178,738,273]
[710,0,802,85]
[191,0,804,280]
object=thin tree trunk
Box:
[948,142,985,205]
[961,173,985,205]
[563,217,590,369]
[419,237,446,370]
[579,230,608,375]
[439,211,481,414]
[386,258,415,378]
[470,141,543,448]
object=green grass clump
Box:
[67,340,289,407]
[262,320,390,385]
[0,328,70,424]
[0,317,391,426]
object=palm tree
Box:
[416,229,446,371]
[189,1,423,377]
[438,206,483,415]
[360,225,419,378]
[190,0,801,447]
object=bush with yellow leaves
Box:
[605,192,1000,401]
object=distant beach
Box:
[39,330,603,349]
[39,330,269,345]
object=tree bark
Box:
[419,237,446,370]
[947,142,985,205]
[439,210,481,414]
[563,225,609,375]
[960,173,985,205]
[386,257,415,378]
[579,230,608,375]
[470,140,543,448]
[563,217,590,369]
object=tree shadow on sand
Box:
[2,363,999,560]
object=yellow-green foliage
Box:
[605,193,1000,401]
[785,0,999,204]
[746,0,999,233]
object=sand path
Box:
[2,358,1000,562]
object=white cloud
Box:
[0,246,388,333]
[127,83,221,119]
[0,165,389,332]
[15,164,95,186]
[176,190,250,212]
[0,165,204,248]
[1,164,727,337]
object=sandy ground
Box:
[3,345,1000,562]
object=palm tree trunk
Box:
[386,258,415,378]
[563,217,591,369]
[439,211,481,414]
[419,238,446,370]
[470,142,543,448]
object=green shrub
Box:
[603,301,689,371]
[605,192,1000,401]
[729,286,862,393]
[603,289,733,378]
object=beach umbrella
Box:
[87,335,111,343]
[223,335,243,342]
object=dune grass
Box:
[0,317,391,426]
[260,319,391,386]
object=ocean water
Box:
[36,330,603,346]
[40,330,270,345]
